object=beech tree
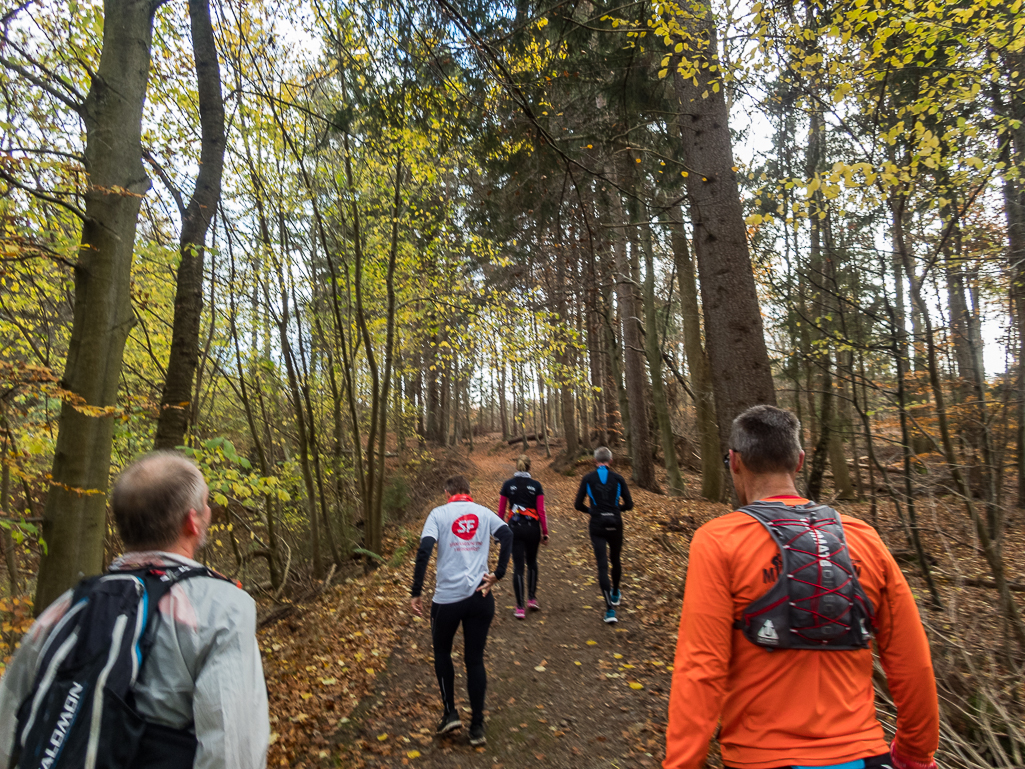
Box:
[30,0,162,610]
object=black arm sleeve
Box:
[493,524,513,580]
[410,537,436,597]
[574,476,590,513]
[618,477,634,512]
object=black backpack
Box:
[734,501,875,650]
[585,471,623,528]
[12,564,226,769]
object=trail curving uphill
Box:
[336,442,715,768]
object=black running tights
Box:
[590,527,623,609]
[511,521,541,608]
[430,590,495,727]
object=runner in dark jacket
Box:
[574,447,633,624]
[498,455,548,618]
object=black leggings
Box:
[590,527,623,609]
[511,520,541,607]
[430,590,495,727]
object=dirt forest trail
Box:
[336,442,724,769]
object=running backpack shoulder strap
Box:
[13,564,225,769]
[734,501,875,651]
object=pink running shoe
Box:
[527,599,541,611]
[514,607,526,619]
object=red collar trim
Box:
[448,494,473,503]
[761,494,808,503]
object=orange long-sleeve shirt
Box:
[664,497,938,769]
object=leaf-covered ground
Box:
[260,438,1025,768]
[261,440,724,768]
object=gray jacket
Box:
[0,552,269,769]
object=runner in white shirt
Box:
[410,475,512,747]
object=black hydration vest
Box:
[12,564,226,769]
[503,476,543,524]
[734,501,875,651]
[585,469,623,530]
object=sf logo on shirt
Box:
[452,514,480,540]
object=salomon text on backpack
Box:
[13,564,226,769]
[734,501,875,650]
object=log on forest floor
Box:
[506,433,546,445]
[935,575,1025,593]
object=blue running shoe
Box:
[610,590,621,606]
[604,608,618,624]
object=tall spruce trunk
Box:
[598,250,627,448]
[639,210,683,495]
[499,349,510,440]
[672,215,722,500]
[427,341,441,443]
[671,9,775,458]
[586,273,609,447]
[610,183,658,490]
[556,240,580,458]
[605,300,630,453]
[35,0,158,611]
[153,0,226,450]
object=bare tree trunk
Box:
[427,339,441,443]
[672,214,722,500]
[598,252,625,447]
[371,162,403,543]
[828,421,855,500]
[998,77,1025,505]
[640,208,683,495]
[888,200,951,611]
[36,0,157,611]
[517,363,529,451]
[273,242,323,579]
[154,0,226,450]
[586,271,609,446]
[225,227,280,588]
[609,178,658,490]
[574,283,590,448]
[606,299,631,458]
[440,354,451,446]
[295,294,340,567]
[556,239,580,459]
[498,348,509,440]
[2,458,20,595]
[805,359,833,502]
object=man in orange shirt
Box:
[664,405,939,769]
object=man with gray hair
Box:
[574,447,633,624]
[0,451,269,769]
[664,405,939,769]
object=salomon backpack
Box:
[734,501,875,650]
[12,564,226,769]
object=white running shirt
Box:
[421,500,508,604]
